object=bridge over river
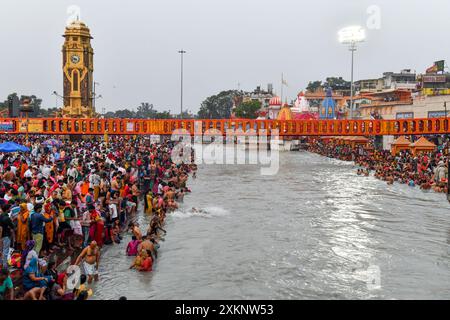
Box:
[1,117,449,136]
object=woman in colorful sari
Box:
[152,196,158,214]
[42,202,56,255]
[16,203,30,250]
[144,191,153,214]
[17,185,26,200]
[19,159,28,179]
[88,207,104,247]
[80,178,90,199]
[152,177,159,195]
[20,240,36,271]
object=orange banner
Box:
[19,119,43,133]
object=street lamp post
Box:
[338,26,366,119]
[53,91,64,102]
[52,91,63,117]
[93,82,100,114]
[53,91,69,116]
[349,42,356,119]
[53,91,70,104]
[178,49,186,119]
[93,94,103,114]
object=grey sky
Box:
[1,0,449,114]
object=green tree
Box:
[6,93,18,103]
[323,77,350,91]
[197,90,240,119]
[306,81,322,93]
[136,102,157,118]
[104,111,116,118]
[154,111,173,119]
[114,109,136,118]
[234,100,261,119]
[102,107,174,119]
[175,110,195,119]
[38,107,60,117]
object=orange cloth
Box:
[20,163,28,179]
[81,182,90,197]
[44,210,55,244]
[16,204,30,250]
[94,186,100,201]
[140,257,152,272]
[120,185,127,198]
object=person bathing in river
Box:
[130,249,152,272]
[75,240,100,284]
[138,236,156,261]
[110,220,121,244]
[126,236,141,256]
[147,217,166,238]
[165,187,175,201]
[129,222,142,240]
[167,198,178,211]
[140,250,153,272]
[176,188,185,202]
[386,175,394,185]
[191,207,207,214]
[129,249,145,270]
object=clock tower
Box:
[61,20,95,118]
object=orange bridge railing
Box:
[0,118,449,136]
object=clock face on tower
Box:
[71,54,80,64]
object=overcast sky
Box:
[1,0,449,114]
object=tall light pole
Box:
[53,91,67,117]
[338,26,366,119]
[93,82,100,113]
[178,49,186,119]
[53,91,64,102]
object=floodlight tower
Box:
[338,26,366,119]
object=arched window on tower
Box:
[73,70,79,91]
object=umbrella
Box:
[42,138,62,147]
[0,142,30,153]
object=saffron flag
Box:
[426,64,438,74]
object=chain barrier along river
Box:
[92,151,450,300]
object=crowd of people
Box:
[0,135,196,300]
[308,137,449,193]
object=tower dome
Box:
[269,96,282,106]
[64,20,93,39]
[277,104,293,120]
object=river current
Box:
[92,150,450,300]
